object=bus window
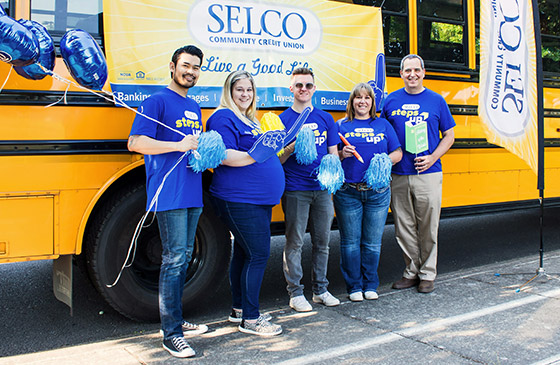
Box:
[341,0,408,68]
[380,0,408,61]
[30,0,102,37]
[418,0,466,66]
[540,0,560,76]
[474,0,480,66]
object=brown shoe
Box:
[417,280,434,293]
[392,277,420,289]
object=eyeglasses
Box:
[294,82,314,90]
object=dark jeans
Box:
[212,196,273,320]
[333,184,391,294]
[156,207,202,340]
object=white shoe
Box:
[364,291,379,300]
[312,291,340,307]
[349,292,364,302]
[289,295,312,312]
[159,320,208,337]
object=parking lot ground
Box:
[2,249,560,365]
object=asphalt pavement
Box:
[1,207,560,364]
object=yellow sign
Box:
[103,0,384,110]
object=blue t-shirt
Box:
[207,109,285,205]
[381,88,455,175]
[280,107,339,191]
[338,117,401,183]
[129,87,203,211]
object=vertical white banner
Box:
[478,0,539,175]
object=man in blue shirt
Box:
[381,54,455,294]
[279,67,340,311]
[128,45,208,358]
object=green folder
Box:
[405,120,428,154]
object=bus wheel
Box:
[85,184,231,322]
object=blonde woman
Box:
[207,70,284,336]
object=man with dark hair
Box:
[279,67,340,311]
[128,45,208,358]
[381,54,455,294]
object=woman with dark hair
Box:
[335,82,402,302]
[206,70,283,336]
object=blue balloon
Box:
[0,15,39,67]
[14,20,55,80]
[60,29,107,90]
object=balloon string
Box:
[106,150,190,288]
[43,68,187,138]
[0,65,13,93]
[44,83,69,108]
[37,66,191,287]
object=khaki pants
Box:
[390,172,442,281]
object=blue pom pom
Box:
[294,126,317,165]
[362,153,392,189]
[316,154,345,194]
[188,130,227,173]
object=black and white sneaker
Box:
[238,316,282,336]
[228,308,272,323]
[181,321,208,336]
[162,336,195,358]
[159,320,208,337]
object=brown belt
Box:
[346,182,372,191]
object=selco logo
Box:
[184,110,199,120]
[188,0,322,55]
[355,128,374,133]
[402,104,420,110]
[303,123,318,129]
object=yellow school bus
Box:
[1,0,559,321]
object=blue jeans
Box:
[333,184,391,294]
[282,190,334,297]
[212,196,273,320]
[156,207,202,340]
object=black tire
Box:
[85,184,231,322]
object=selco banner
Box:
[478,0,539,175]
[103,0,384,110]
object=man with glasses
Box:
[279,67,340,312]
[381,54,455,294]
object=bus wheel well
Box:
[81,167,231,321]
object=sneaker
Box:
[312,291,340,307]
[349,291,364,302]
[289,295,313,312]
[181,321,208,336]
[162,336,195,358]
[364,291,379,300]
[159,320,208,337]
[228,308,272,323]
[238,316,282,337]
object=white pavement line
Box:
[531,354,560,365]
[275,288,560,365]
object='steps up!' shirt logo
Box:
[344,128,386,144]
[390,104,429,125]
[188,1,322,55]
